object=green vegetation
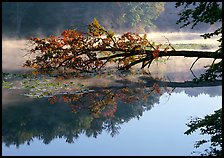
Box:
[175,2,222,156]
[2,2,165,37]
[185,109,222,156]
[2,72,92,98]
[116,2,165,32]
[2,80,13,89]
[176,2,222,82]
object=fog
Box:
[2,2,221,76]
[2,32,219,73]
[2,39,32,72]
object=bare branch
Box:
[190,57,200,70]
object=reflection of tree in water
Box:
[2,82,168,148]
[173,86,222,98]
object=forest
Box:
[2,2,221,38]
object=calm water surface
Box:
[2,86,222,156]
[2,38,222,156]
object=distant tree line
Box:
[2,2,166,38]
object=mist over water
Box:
[2,31,219,73]
[2,39,32,72]
[145,32,220,47]
[2,1,221,102]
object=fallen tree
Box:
[23,18,221,74]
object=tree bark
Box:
[95,49,221,70]
[97,49,221,60]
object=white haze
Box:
[145,32,220,46]
[2,39,33,72]
[2,32,220,73]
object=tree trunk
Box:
[96,49,221,70]
[98,50,221,60]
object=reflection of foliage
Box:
[2,82,165,148]
[48,83,165,119]
[184,108,222,156]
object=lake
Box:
[2,33,222,156]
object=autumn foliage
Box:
[48,82,166,118]
[23,18,172,73]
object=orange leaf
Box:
[32,63,39,69]
[153,83,161,95]
[152,49,160,59]
[164,47,169,53]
